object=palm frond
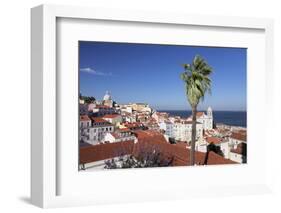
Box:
[180,55,213,107]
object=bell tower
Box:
[207,106,213,129]
[207,106,212,118]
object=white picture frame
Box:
[31,4,274,208]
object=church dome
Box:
[103,91,112,101]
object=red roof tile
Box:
[123,122,143,128]
[90,117,107,123]
[238,129,247,134]
[79,130,237,166]
[134,130,167,144]
[188,112,205,119]
[133,130,236,166]
[95,105,111,109]
[206,136,223,145]
[80,115,91,121]
[119,128,131,132]
[196,112,204,117]
[103,114,121,119]
[132,139,235,166]
[90,117,114,126]
[80,141,134,164]
[174,142,189,148]
[230,132,247,141]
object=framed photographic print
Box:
[31,4,274,208]
[78,41,246,171]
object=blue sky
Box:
[79,41,246,111]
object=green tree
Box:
[104,145,174,169]
[84,96,96,104]
[180,55,212,166]
[79,93,96,103]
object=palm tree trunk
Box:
[190,106,197,166]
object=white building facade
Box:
[229,152,243,163]
[229,132,246,148]
[80,117,115,145]
[104,129,137,143]
[195,107,213,130]
[173,121,203,142]
[159,121,174,138]
[102,114,122,126]
[220,141,231,159]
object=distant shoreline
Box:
[215,123,247,128]
[158,110,247,128]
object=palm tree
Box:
[180,55,212,166]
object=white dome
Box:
[103,91,112,101]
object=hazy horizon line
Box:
[157,109,247,112]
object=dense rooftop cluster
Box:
[79,92,247,170]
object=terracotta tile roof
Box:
[188,112,205,120]
[133,130,235,166]
[80,115,91,121]
[206,136,223,145]
[103,114,121,119]
[123,122,143,129]
[174,142,189,148]
[132,139,235,166]
[238,129,247,134]
[196,112,204,117]
[90,117,107,123]
[90,117,114,126]
[230,132,247,142]
[95,105,111,109]
[134,130,167,144]
[79,130,237,166]
[119,128,131,132]
[217,128,229,134]
[80,140,135,164]
[200,151,237,165]
[173,148,236,166]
